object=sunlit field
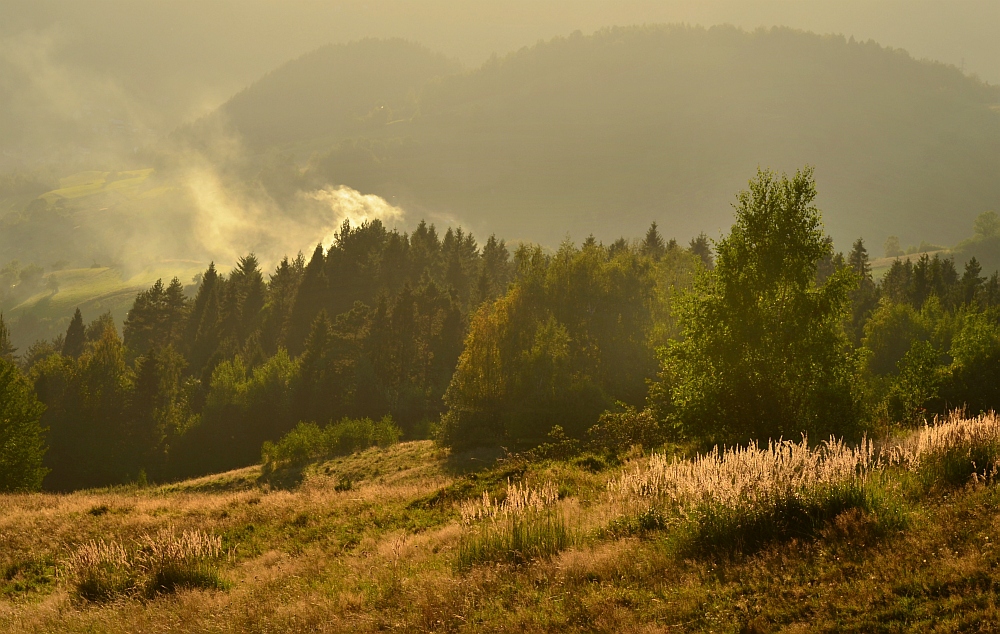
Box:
[4,414,1000,632]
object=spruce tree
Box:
[688,233,714,268]
[846,238,879,344]
[0,313,15,361]
[848,238,872,280]
[642,222,666,260]
[962,257,985,305]
[185,263,222,374]
[62,308,85,358]
[286,244,328,356]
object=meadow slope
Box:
[4,420,1000,632]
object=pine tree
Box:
[409,221,442,284]
[688,233,714,268]
[642,222,666,260]
[62,308,86,358]
[0,313,16,361]
[260,254,304,354]
[295,311,345,424]
[846,238,879,344]
[185,263,222,375]
[287,244,328,356]
[962,257,985,305]
[848,238,872,280]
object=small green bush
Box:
[261,415,401,473]
[587,405,666,456]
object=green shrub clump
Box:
[261,415,401,473]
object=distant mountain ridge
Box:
[185,39,461,149]
[192,26,1000,249]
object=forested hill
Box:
[192,25,1000,249]
[184,39,461,149]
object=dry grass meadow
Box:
[6,415,1000,632]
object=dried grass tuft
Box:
[62,529,227,602]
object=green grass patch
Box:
[457,507,573,570]
[1,555,56,599]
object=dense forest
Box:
[2,167,999,493]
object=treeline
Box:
[3,167,1000,492]
[10,220,522,489]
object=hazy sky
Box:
[2,0,998,135]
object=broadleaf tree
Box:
[653,167,861,443]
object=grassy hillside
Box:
[6,415,1000,632]
[3,263,203,351]
[198,27,1000,249]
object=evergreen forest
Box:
[4,167,1000,493]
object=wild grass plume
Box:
[63,529,226,602]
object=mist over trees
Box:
[186,26,1000,251]
[1,166,999,492]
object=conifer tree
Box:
[962,257,985,305]
[62,308,85,359]
[260,254,304,354]
[287,245,328,356]
[642,222,666,260]
[0,313,15,361]
[295,311,343,424]
[848,238,873,280]
[846,238,879,344]
[688,233,714,268]
[186,264,223,374]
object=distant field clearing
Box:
[40,169,154,204]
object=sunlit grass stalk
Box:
[62,529,228,602]
[458,480,572,569]
[604,413,1000,553]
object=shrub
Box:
[587,404,666,455]
[261,415,401,474]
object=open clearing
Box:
[4,426,1000,632]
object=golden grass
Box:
[5,418,1000,631]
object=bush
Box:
[587,404,666,455]
[261,415,401,473]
